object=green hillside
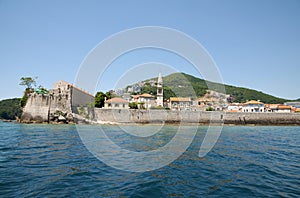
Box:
[0,98,22,120]
[138,73,289,104]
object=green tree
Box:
[20,94,28,108]
[19,76,38,107]
[78,105,88,119]
[163,86,176,99]
[206,107,215,111]
[19,77,37,89]
[129,102,138,109]
[20,88,33,108]
[95,92,108,108]
[141,83,157,95]
[105,91,115,99]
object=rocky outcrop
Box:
[49,110,74,124]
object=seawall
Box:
[94,109,300,125]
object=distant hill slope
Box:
[133,73,289,104]
[0,98,22,120]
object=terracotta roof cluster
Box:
[265,104,292,109]
[140,93,154,98]
[169,97,191,102]
[131,93,154,99]
[277,105,292,109]
[245,100,263,105]
[105,98,128,103]
[294,108,300,113]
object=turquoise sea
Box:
[0,121,299,197]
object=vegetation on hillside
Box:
[225,85,287,104]
[140,82,157,95]
[0,98,22,120]
[136,72,289,104]
[140,83,176,99]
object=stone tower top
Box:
[157,73,163,85]
[156,73,163,107]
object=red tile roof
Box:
[139,93,154,98]
[245,100,263,105]
[105,98,128,103]
[170,97,191,102]
[277,105,291,109]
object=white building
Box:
[138,93,155,109]
[242,100,264,112]
[227,103,243,112]
[169,97,192,111]
[104,98,129,109]
[131,93,155,109]
[276,105,292,113]
[265,104,292,113]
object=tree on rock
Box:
[19,77,37,89]
[19,76,38,107]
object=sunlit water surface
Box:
[0,122,299,197]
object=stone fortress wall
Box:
[95,109,300,125]
[21,80,94,123]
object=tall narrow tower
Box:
[157,73,163,107]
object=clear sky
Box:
[0,0,299,100]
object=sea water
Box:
[0,121,299,197]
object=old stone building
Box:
[21,80,94,123]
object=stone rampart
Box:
[21,89,73,123]
[21,82,95,123]
[94,109,300,125]
[21,93,51,123]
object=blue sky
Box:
[0,0,299,100]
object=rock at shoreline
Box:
[58,115,66,122]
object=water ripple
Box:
[0,122,299,197]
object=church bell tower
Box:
[157,73,163,107]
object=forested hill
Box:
[137,73,290,104]
[0,98,22,120]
